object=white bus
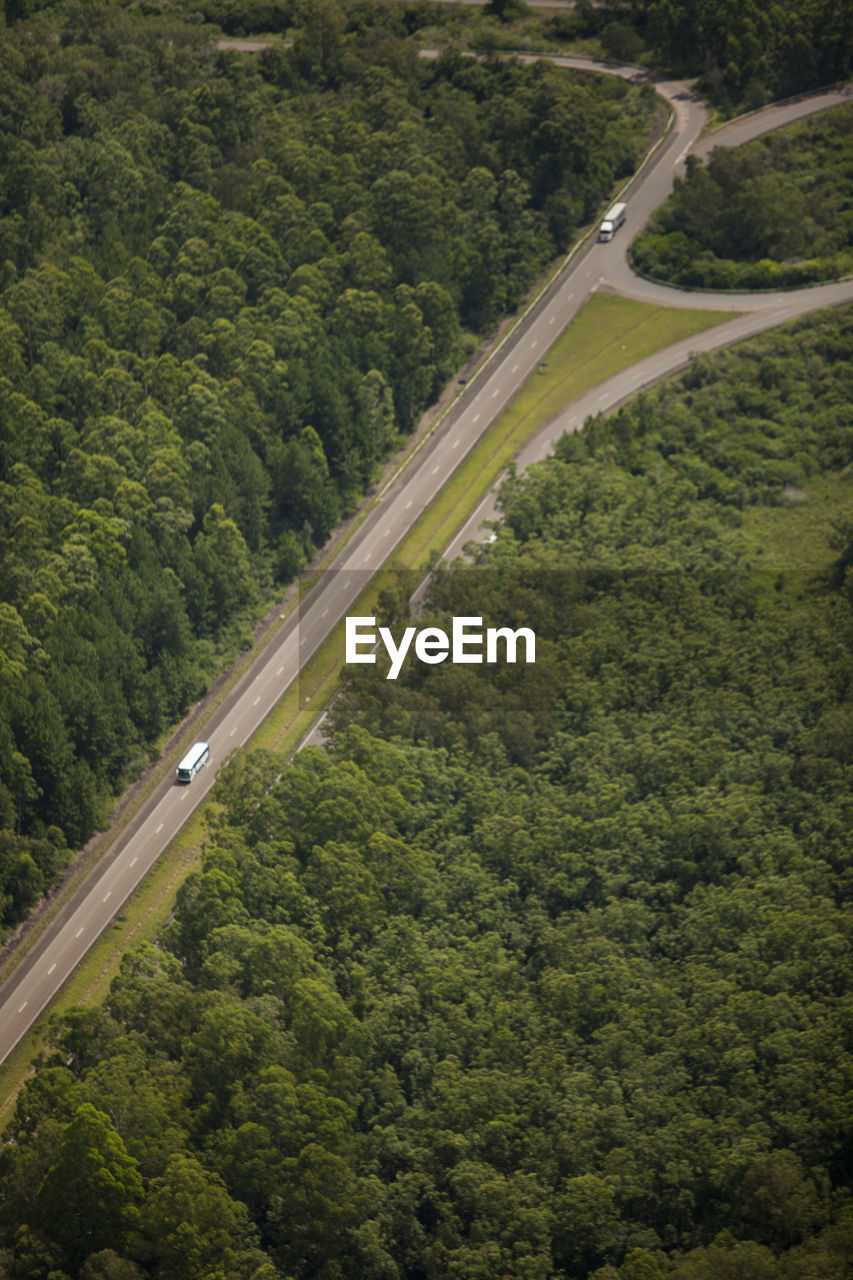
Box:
[598,201,627,242]
[176,741,210,783]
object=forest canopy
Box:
[1,307,850,1280]
[0,0,658,930]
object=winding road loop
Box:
[443,61,853,554]
[0,53,850,1069]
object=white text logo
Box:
[345,616,536,680]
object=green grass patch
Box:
[496,292,732,431]
[394,293,732,568]
[739,473,853,571]
[0,292,732,1123]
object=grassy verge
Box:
[0,292,732,1122]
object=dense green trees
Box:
[0,1,658,933]
[1,309,850,1278]
[36,1104,143,1271]
[183,0,852,113]
[631,103,853,289]
[544,0,852,111]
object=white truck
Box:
[598,202,627,242]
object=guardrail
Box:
[702,78,852,138]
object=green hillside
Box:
[1,307,850,1280]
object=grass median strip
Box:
[385,293,733,570]
[0,292,731,1120]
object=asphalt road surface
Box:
[1,63,851,1066]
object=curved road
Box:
[0,63,851,1067]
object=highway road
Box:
[1,61,851,1066]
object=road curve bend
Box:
[441,65,853,556]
